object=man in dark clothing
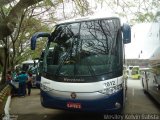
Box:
[17,71,28,97]
[6,70,12,83]
[27,72,32,96]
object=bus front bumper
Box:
[40,89,124,113]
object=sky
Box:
[125,23,160,59]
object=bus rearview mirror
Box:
[31,32,51,50]
[122,24,131,44]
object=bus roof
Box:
[22,60,38,64]
[42,47,54,51]
[139,68,151,71]
[57,15,120,25]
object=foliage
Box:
[12,17,50,65]
[96,0,160,24]
[0,0,49,83]
[0,0,44,40]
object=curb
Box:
[2,96,11,120]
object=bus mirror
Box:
[33,60,36,67]
[122,24,131,44]
[31,32,51,50]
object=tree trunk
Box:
[1,46,9,84]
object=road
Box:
[10,79,160,120]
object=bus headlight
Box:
[41,84,52,91]
[98,84,123,95]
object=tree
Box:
[0,0,47,84]
[0,0,92,40]
[0,0,92,84]
[52,0,93,21]
[96,0,160,24]
[0,0,44,40]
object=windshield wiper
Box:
[55,35,78,77]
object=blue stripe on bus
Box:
[40,89,124,113]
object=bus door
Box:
[142,71,148,91]
[148,72,160,101]
[153,74,160,101]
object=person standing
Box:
[11,68,17,81]
[27,72,32,96]
[6,69,16,96]
[6,70,12,83]
[17,71,28,97]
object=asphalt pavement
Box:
[9,79,160,120]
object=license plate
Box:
[67,102,81,109]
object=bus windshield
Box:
[44,18,123,81]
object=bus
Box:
[30,16,131,113]
[140,13,160,104]
[127,65,133,78]
[21,60,36,72]
[127,66,140,79]
[141,47,160,104]
[21,60,38,87]
[35,48,54,88]
[131,66,140,79]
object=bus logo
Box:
[71,92,77,99]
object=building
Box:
[125,59,149,68]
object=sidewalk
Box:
[10,89,55,115]
[0,84,11,119]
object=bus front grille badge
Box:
[71,92,77,99]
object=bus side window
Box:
[153,75,158,84]
[145,71,149,80]
[47,51,53,65]
[143,71,146,79]
[157,75,160,85]
[146,72,150,76]
[53,49,59,65]
[153,74,160,85]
